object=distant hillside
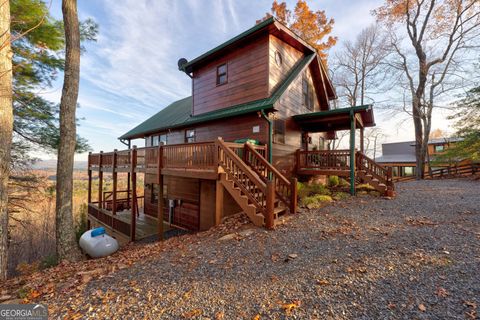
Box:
[32,159,88,170]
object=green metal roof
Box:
[181,17,275,73]
[120,53,316,140]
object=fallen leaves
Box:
[405,216,437,226]
[464,301,477,319]
[316,279,330,286]
[182,309,202,318]
[281,301,301,316]
[435,287,449,297]
[418,303,427,312]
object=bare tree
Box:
[0,0,13,281]
[56,0,82,262]
[333,24,390,107]
[375,0,480,179]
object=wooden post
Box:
[157,145,164,240]
[349,111,356,196]
[112,149,118,215]
[130,146,137,242]
[98,151,103,208]
[87,152,92,204]
[295,149,300,173]
[265,180,275,229]
[360,127,364,154]
[290,177,298,214]
[215,179,224,225]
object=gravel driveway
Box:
[46,179,480,319]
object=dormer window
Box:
[216,63,227,85]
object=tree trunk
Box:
[0,0,13,281]
[56,0,82,262]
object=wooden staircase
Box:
[216,139,296,228]
[356,152,394,196]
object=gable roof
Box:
[119,53,316,140]
[179,17,335,97]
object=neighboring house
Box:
[86,17,393,244]
[375,137,467,178]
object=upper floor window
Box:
[302,75,314,111]
[216,63,227,85]
[185,129,196,143]
[434,145,445,153]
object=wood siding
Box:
[269,34,304,94]
[270,35,326,176]
[192,34,269,116]
[146,114,269,146]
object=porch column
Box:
[360,127,364,154]
[98,151,103,208]
[157,145,164,241]
[130,146,137,242]
[112,149,118,215]
[349,111,356,195]
[87,152,92,204]
[127,140,131,209]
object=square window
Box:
[434,145,444,153]
[216,63,227,85]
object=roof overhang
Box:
[292,105,375,133]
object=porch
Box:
[293,105,394,195]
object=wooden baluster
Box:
[290,177,298,214]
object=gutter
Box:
[260,110,273,164]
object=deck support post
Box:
[349,110,356,196]
[290,177,298,214]
[215,179,224,225]
[265,180,275,229]
[87,152,92,204]
[112,149,118,215]
[98,151,103,209]
[360,127,364,154]
[130,146,137,242]
[157,145,164,241]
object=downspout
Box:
[260,110,273,164]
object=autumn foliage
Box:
[258,0,337,60]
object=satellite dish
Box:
[177,58,188,71]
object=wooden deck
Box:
[88,203,177,242]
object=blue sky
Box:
[40,0,453,161]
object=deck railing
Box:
[244,143,297,214]
[356,152,394,191]
[297,149,351,171]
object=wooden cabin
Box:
[87,17,394,244]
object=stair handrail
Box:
[356,152,394,191]
[244,143,296,213]
[216,138,270,215]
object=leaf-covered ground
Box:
[2,179,479,319]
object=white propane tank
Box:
[79,227,119,258]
